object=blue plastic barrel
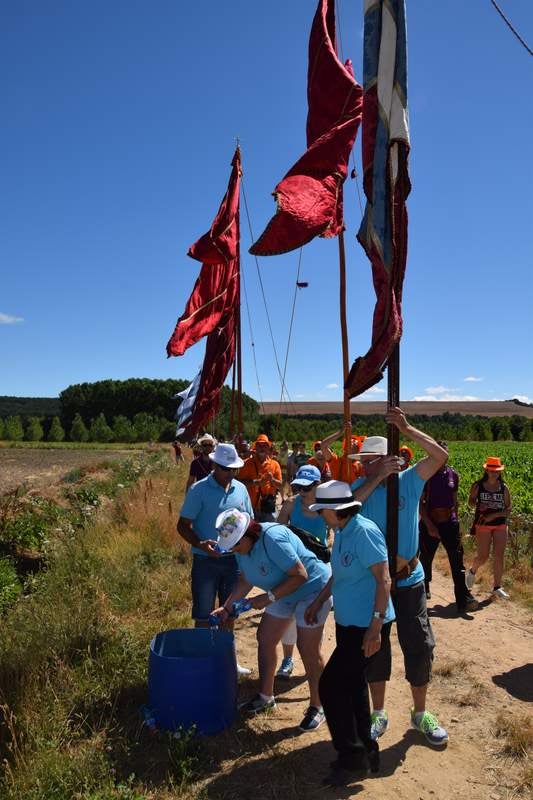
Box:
[148,628,237,735]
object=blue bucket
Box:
[148,628,237,735]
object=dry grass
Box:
[494,712,533,759]
[456,680,485,707]
[433,658,471,678]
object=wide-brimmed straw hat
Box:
[215,508,251,551]
[209,443,244,469]
[348,435,388,460]
[197,433,216,446]
[309,480,362,512]
[483,456,505,472]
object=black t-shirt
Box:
[189,457,212,481]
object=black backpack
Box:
[262,522,330,564]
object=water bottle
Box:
[208,612,221,628]
[213,543,227,554]
[231,598,253,618]
[140,705,157,733]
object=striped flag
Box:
[174,371,202,436]
[345,0,411,398]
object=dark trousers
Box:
[319,623,391,761]
[419,519,469,607]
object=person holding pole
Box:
[350,407,449,747]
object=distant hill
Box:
[259,399,533,418]
[0,396,61,418]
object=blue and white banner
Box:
[174,370,202,436]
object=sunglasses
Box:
[293,484,313,492]
[216,464,236,472]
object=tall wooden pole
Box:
[229,359,236,438]
[386,342,400,580]
[338,230,352,481]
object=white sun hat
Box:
[209,443,244,469]
[197,433,216,445]
[308,480,362,512]
[348,435,388,460]
[215,508,252,551]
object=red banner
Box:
[250,0,362,256]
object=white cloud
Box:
[464,376,483,382]
[425,385,457,395]
[511,395,531,404]
[325,383,339,390]
[364,386,385,394]
[412,394,480,402]
[0,312,23,325]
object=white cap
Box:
[308,480,362,512]
[215,509,251,551]
[208,443,244,469]
[348,435,388,460]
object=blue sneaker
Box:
[411,709,449,746]
[370,710,389,740]
[276,656,294,679]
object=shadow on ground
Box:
[492,663,533,702]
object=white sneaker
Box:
[465,570,476,590]
[492,587,510,599]
[237,663,252,676]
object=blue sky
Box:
[2,0,532,406]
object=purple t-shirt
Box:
[189,457,212,482]
[425,466,458,522]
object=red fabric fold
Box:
[166,148,241,357]
[250,0,362,256]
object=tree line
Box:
[1,381,531,443]
[0,379,261,443]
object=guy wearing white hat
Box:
[186,433,217,491]
[177,443,253,674]
[349,407,449,748]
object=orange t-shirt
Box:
[238,455,282,509]
[328,453,364,483]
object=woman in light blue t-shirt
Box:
[211,508,332,733]
[305,481,394,782]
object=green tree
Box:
[0,417,4,439]
[4,416,24,441]
[70,413,89,442]
[112,415,136,443]
[133,413,161,442]
[47,416,65,442]
[89,413,114,443]
[24,417,44,441]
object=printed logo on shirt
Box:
[341,552,354,567]
[259,562,270,576]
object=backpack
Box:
[262,523,330,564]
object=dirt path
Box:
[200,567,532,799]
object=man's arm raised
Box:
[386,407,447,482]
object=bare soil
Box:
[198,569,532,799]
[0,448,142,495]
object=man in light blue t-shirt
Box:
[350,407,449,748]
[177,443,253,638]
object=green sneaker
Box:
[411,709,448,746]
[370,709,389,740]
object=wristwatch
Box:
[372,611,385,620]
[267,590,276,603]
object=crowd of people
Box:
[175,411,512,784]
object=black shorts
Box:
[366,581,435,687]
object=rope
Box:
[241,177,296,411]
[240,259,265,413]
[490,0,533,57]
[275,248,304,438]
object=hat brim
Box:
[309,500,362,512]
[209,453,244,469]
[215,510,251,551]
[483,464,504,472]
[291,478,315,486]
[348,452,385,461]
